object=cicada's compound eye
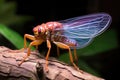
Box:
[38,28,41,33]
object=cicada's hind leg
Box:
[53,41,80,71]
[73,49,78,64]
[57,46,60,57]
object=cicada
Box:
[19,13,112,71]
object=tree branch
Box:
[0,46,104,80]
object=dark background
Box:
[7,0,120,80]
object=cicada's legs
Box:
[18,39,43,66]
[24,34,35,49]
[57,46,60,57]
[12,34,36,53]
[74,49,78,63]
[53,41,80,71]
[45,40,51,71]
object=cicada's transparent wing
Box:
[52,33,93,49]
[54,13,112,48]
[71,38,93,49]
[57,13,112,38]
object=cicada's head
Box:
[33,26,39,36]
[33,24,45,36]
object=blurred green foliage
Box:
[0,0,31,26]
[0,0,32,49]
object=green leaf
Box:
[0,24,24,49]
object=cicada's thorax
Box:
[38,22,62,33]
[40,22,78,47]
[33,21,78,48]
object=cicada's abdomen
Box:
[52,34,78,48]
[63,38,79,48]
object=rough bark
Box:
[0,46,104,80]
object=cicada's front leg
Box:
[11,34,36,53]
[18,34,44,66]
[19,39,44,66]
[45,39,51,72]
[24,34,36,49]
